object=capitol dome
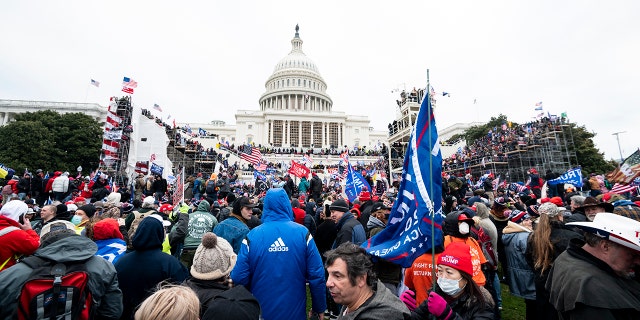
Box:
[259,25,333,112]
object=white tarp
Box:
[126,106,173,180]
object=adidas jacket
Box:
[231,188,326,320]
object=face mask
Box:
[458,221,470,235]
[437,277,465,296]
[71,215,83,226]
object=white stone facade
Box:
[183,25,388,150]
[0,99,107,125]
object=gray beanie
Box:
[190,233,237,280]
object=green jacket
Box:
[184,200,218,249]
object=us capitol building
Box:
[188,25,388,150]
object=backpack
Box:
[18,256,93,320]
[470,225,497,269]
[205,180,216,195]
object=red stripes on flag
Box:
[610,183,637,195]
[240,147,262,165]
[122,87,134,94]
[135,161,149,174]
[105,112,122,130]
[102,139,120,153]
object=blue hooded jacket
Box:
[231,188,326,320]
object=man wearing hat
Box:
[578,196,614,222]
[0,220,123,319]
[213,196,255,254]
[546,212,640,319]
[330,198,366,248]
[185,232,260,318]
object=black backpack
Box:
[205,180,216,195]
[17,256,93,320]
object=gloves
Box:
[399,289,417,311]
[427,291,453,319]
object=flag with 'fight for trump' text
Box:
[363,86,444,267]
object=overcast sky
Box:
[2,1,639,162]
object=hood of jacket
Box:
[305,202,316,216]
[367,215,385,230]
[35,235,98,263]
[196,199,210,212]
[132,216,164,250]
[262,188,293,223]
[443,211,470,239]
[502,221,532,235]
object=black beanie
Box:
[329,199,350,213]
[78,204,97,218]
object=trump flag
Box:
[547,168,583,187]
[363,87,444,267]
[344,163,371,203]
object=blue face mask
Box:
[71,215,83,226]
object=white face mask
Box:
[437,277,465,296]
[458,221,470,235]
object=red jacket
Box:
[79,181,94,198]
[0,216,40,271]
[7,179,18,195]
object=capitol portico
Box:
[186,25,389,150]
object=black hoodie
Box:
[115,217,189,319]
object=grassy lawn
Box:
[500,283,526,320]
[307,283,527,320]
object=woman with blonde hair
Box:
[525,202,580,320]
[134,285,200,320]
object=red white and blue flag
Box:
[610,183,637,195]
[363,85,444,267]
[240,145,262,165]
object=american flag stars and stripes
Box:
[240,146,262,165]
[122,77,138,88]
[90,79,100,87]
[610,183,637,195]
[153,104,162,112]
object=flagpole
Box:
[427,69,438,292]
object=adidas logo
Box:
[268,237,289,252]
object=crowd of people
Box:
[442,117,567,173]
[0,158,639,320]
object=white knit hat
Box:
[190,232,237,280]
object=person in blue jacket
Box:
[231,188,327,320]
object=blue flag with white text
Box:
[344,163,371,202]
[363,87,444,267]
[547,168,583,187]
[253,170,266,181]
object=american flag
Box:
[122,77,138,88]
[150,153,156,162]
[240,145,262,165]
[122,87,134,94]
[105,112,122,130]
[610,183,637,195]
[153,104,162,112]
[254,161,267,171]
[90,79,100,87]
